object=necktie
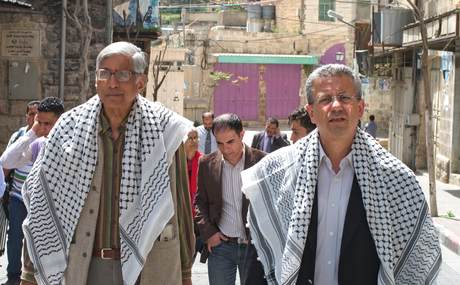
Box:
[263,136,271,153]
[205,129,212,154]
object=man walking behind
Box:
[251,117,289,153]
[364,114,377,138]
[197,111,217,155]
[242,64,441,285]
[0,97,63,285]
[20,41,194,285]
[195,113,266,285]
[288,107,316,143]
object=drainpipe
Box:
[58,0,67,102]
[410,48,419,170]
[106,0,113,44]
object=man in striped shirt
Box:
[0,98,63,285]
[195,113,267,285]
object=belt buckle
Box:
[100,248,112,260]
[238,238,248,245]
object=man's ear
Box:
[306,103,316,124]
[136,74,147,92]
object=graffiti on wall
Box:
[113,0,159,31]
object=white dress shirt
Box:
[314,144,354,285]
[196,125,217,154]
[218,147,247,240]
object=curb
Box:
[434,221,460,256]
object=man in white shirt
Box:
[196,112,217,155]
[241,64,440,285]
[0,97,63,285]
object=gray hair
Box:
[96,41,148,74]
[305,64,362,104]
[183,127,198,143]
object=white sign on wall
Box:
[1,30,41,58]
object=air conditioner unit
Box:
[373,7,414,46]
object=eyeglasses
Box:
[315,94,359,106]
[96,69,138,82]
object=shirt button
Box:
[82,252,87,258]
[86,232,91,237]
[329,231,334,236]
[331,203,335,207]
[92,186,97,191]
[327,260,332,265]
[89,209,94,214]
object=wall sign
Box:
[1,30,40,58]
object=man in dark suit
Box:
[240,64,441,285]
[251,117,289,153]
[195,113,266,285]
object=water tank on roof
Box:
[373,7,414,46]
[247,4,262,19]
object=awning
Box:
[213,53,319,65]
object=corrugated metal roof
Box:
[0,0,32,8]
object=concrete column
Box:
[451,39,460,174]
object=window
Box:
[319,0,336,21]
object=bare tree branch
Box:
[406,0,438,216]
[151,42,171,101]
[65,0,94,104]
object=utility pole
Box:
[106,0,113,44]
[406,0,438,216]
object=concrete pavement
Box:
[416,171,460,256]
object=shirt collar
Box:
[99,111,129,135]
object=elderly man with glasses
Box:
[241,64,441,285]
[20,42,194,285]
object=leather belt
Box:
[225,236,248,245]
[93,248,121,260]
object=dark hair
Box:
[202,111,214,119]
[26,100,40,113]
[38,97,65,117]
[212,113,243,135]
[369,115,375,121]
[266,117,279,128]
[288,107,316,131]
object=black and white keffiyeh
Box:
[22,95,191,285]
[241,128,441,285]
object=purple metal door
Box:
[213,63,259,120]
[264,64,301,119]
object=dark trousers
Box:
[6,197,27,279]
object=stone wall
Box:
[0,1,108,153]
[276,0,301,34]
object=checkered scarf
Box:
[242,128,441,285]
[22,95,191,285]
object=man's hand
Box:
[207,232,228,252]
[31,121,46,138]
